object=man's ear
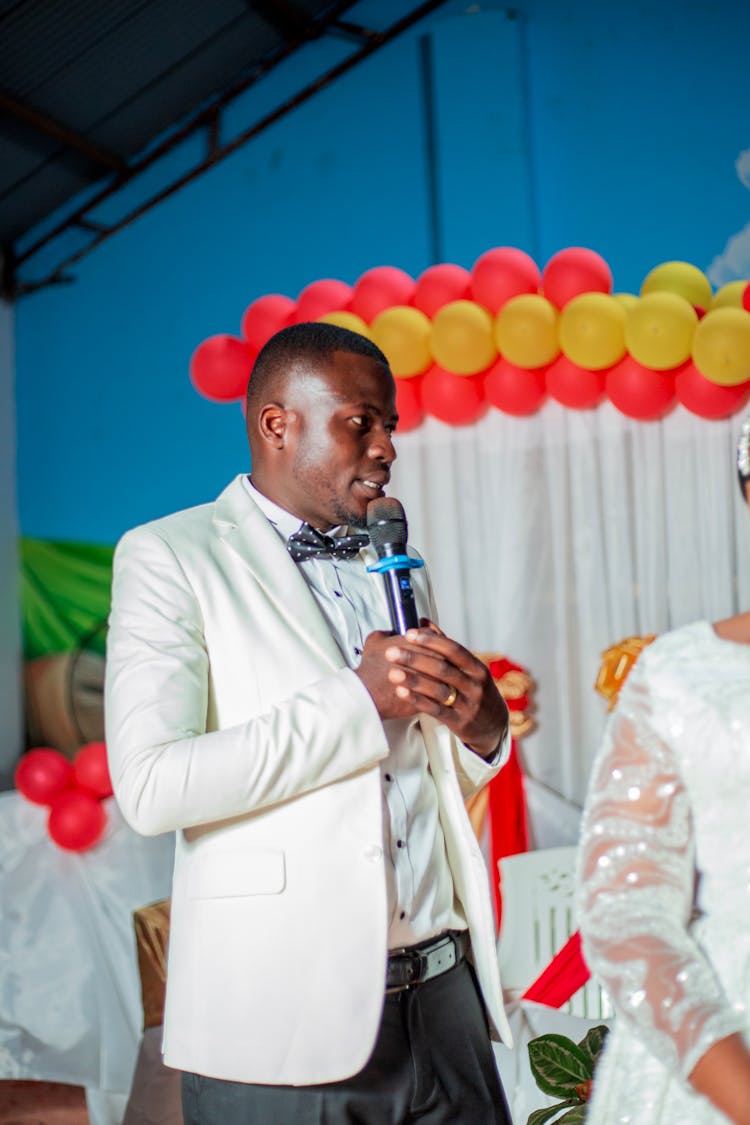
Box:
[258,402,287,449]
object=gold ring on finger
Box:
[443,685,458,708]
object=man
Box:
[105,322,513,1124]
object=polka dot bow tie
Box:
[287,522,369,562]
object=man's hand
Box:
[355,619,509,759]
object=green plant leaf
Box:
[526,1101,580,1125]
[578,1024,610,1067]
[528,1033,593,1096]
[556,1106,588,1124]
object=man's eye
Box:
[351,415,368,427]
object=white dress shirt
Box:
[243,475,468,949]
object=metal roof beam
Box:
[0,90,127,174]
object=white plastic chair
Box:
[496,846,612,1020]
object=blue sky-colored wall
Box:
[13,0,750,543]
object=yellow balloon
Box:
[640,260,712,311]
[711,280,748,310]
[318,310,372,338]
[692,307,750,386]
[558,293,627,370]
[625,292,697,370]
[370,306,432,378]
[430,300,497,375]
[613,292,639,311]
[494,294,559,369]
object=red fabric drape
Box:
[520,930,591,1007]
[488,739,529,931]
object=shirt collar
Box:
[242,475,352,541]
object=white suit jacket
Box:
[105,475,513,1085]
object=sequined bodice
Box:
[576,620,750,1121]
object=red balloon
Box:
[292,279,353,323]
[421,365,487,426]
[675,361,750,419]
[542,247,612,309]
[47,791,107,852]
[483,358,546,416]
[190,335,256,403]
[15,748,72,806]
[72,741,113,799]
[546,354,606,409]
[743,282,750,314]
[470,247,540,314]
[606,356,676,420]
[413,264,471,317]
[395,374,425,432]
[240,294,296,350]
[351,266,415,323]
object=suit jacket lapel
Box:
[212,476,346,669]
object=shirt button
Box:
[334,590,342,597]
[400,911,406,920]
[364,844,382,862]
[354,646,362,656]
[384,773,392,782]
[396,839,404,848]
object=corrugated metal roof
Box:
[0,0,359,246]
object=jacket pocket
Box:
[187,848,286,899]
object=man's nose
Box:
[368,428,396,463]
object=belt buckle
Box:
[385,934,457,995]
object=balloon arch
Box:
[189,247,750,429]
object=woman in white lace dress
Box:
[576,419,750,1125]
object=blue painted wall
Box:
[13,0,750,542]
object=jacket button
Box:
[364,844,382,862]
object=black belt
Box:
[385,930,468,994]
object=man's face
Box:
[265,350,398,530]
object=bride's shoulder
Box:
[711,610,750,646]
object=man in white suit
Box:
[105,322,513,1123]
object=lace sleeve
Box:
[576,660,744,1080]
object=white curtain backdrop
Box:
[390,400,750,845]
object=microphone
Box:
[366,497,425,635]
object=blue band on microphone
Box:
[366,555,425,574]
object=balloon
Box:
[613,292,639,311]
[293,279,352,323]
[542,247,612,309]
[558,293,627,370]
[744,282,750,314]
[692,308,750,386]
[413,263,472,317]
[72,741,113,799]
[640,260,712,311]
[15,748,72,806]
[370,306,432,378]
[395,374,425,432]
[494,294,560,369]
[546,354,606,409]
[675,361,750,419]
[606,356,676,420]
[483,358,546,416]
[47,790,107,852]
[711,281,748,310]
[189,335,256,402]
[317,310,372,338]
[351,266,415,323]
[421,365,487,425]
[625,292,698,370]
[470,247,540,314]
[240,294,296,350]
[430,300,497,375]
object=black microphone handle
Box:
[382,564,420,635]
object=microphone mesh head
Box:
[366,497,408,555]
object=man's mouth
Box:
[356,477,388,497]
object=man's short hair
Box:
[246,321,390,412]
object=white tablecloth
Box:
[0,790,174,1122]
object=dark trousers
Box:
[181,959,511,1124]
